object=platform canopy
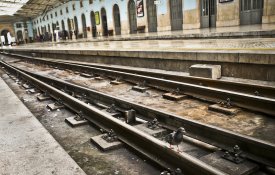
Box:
[0,0,62,22]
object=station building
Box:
[8,0,275,41]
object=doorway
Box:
[128,0,137,34]
[1,30,9,45]
[240,0,263,25]
[74,16,79,38]
[170,0,183,31]
[48,24,51,33]
[200,0,216,28]
[147,0,158,32]
[113,4,121,35]
[90,11,97,37]
[17,30,23,43]
[101,8,108,36]
[82,14,87,38]
[61,20,65,31]
[67,19,72,39]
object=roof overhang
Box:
[0,0,65,22]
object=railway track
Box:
[1,59,275,174]
[2,52,275,116]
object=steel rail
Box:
[4,52,275,98]
[6,53,275,116]
[52,59,275,98]
[2,61,275,168]
[0,61,226,175]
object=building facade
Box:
[1,22,15,45]
[13,21,34,43]
[14,0,275,41]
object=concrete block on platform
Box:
[208,104,239,115]
[47,103,65,111]
[134,123,167,137]
[90,134,123,151]
[65,116,88,127]
[200,151,258,175]
[189,64,221,79]
[162,93,187,101]
[132,86,149,93]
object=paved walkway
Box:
[53,23,275,42]
[6,37,275,53]
[31,23,275,42]
[2,24,275,53]
[0,76,86,175]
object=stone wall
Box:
[21,0,275,39]
[183,0,200,29]
[216,0,240,27]
[0,23,15,37]
[262,0,275,23]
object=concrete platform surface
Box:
[6,37,275,53]
[0,77,86,175]
[6,23,275,48]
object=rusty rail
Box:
[1,60,275,168]
[4,52,275,98]
[5,52,275,116]
[0,60,228,175]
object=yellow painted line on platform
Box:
[8,47,275,52]
[164,47,275,51]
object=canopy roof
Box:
[0,0,63,22]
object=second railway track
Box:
[2,52,275,116]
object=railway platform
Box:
[2,35,275,82]
[0,76,86,175]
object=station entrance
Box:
[128,0,137,34]
[90,11,97,37]
[240,0,263,25]
[147,0,158,32]
[170,0,183,31]
[81,14,87,38]
[113,4,121,35]
[101,8,108,36]
[200,0,216,28]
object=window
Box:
[60,9,63,15]
[40,18,42,22]
[55,11,57,17]
[72,4,75,10]
[47,15,49,20]
[80,0,83,7]
[16,23,22,28]
[51,14,53,18]
[89,0,93,4]
[66,7,69,13]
